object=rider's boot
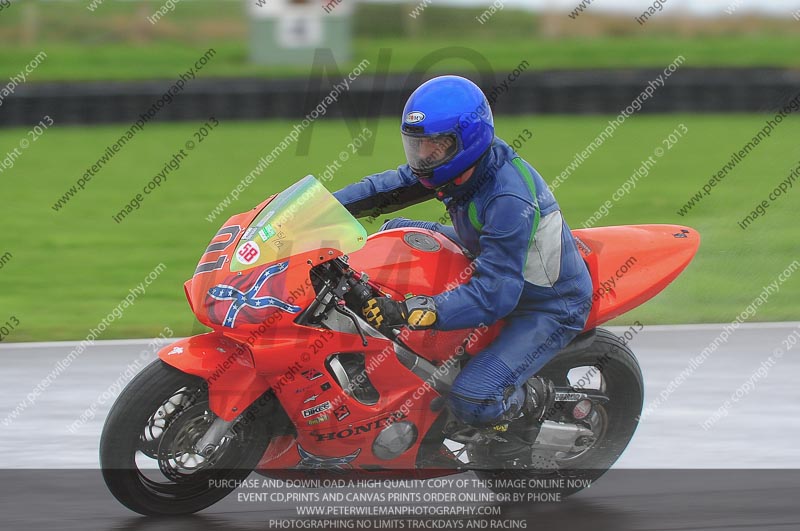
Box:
[489,377,555,461]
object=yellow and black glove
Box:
[361,295,437,332]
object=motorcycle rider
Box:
[333,75,593,454]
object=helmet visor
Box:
[401,132,459,179]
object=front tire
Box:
[100,360,272,516]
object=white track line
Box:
[2,322,798,350]
[629,321,800,332]
[0,338,187,349]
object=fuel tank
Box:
[348,229,500,363]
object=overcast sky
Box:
[374,0,800,16]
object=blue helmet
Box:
[400,75,494,189]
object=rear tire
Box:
[477,328,643,499]
[100,360,272,516]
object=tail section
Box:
[573,225,700,328]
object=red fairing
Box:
[573,224,701,328]
[157,333,271,422]
[163,174,699,472]
[184,195,342,345]
[255,331,446,471]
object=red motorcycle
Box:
[100,176,700,515]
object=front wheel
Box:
[100,360,272,516]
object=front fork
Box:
[195,417,239,457]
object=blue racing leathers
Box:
[333,138,593,426]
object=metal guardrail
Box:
[2,68,799,127]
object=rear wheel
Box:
[475,328,643,498]
[100,360,272,516]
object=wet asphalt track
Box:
[1,323,799,530]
